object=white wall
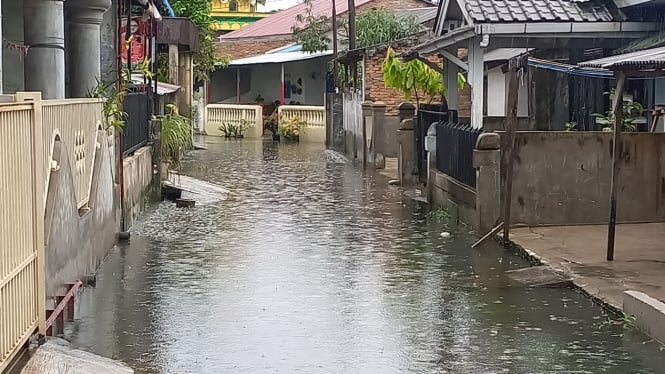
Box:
[486,65,528,117]
[284,58,327,105]
[240,64,281,103]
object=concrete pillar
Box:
[66,0,111,97]
[0,0,3,94]
[24,0,66,99]
[468,37,484,129]
[361,101,372,167]
[397,102,417,185]
[372,101,386,169]
[473,132,502,234]
[443,57,459,111]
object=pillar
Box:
[397,102,417,185]
[473,132,501,234]
[467,37,484,129]
[24,0,66,99]
[66,0,111,97]
[372,101,386,169]
[443,56,459,111]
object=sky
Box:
[258,0,302,12]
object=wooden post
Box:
[236,67,240,104]
[501,56,523,242]
[607,70,626,261]
[468,37,484,129]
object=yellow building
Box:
[211,0,270,33]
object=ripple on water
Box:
[65,139,664,374]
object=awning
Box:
[228,50,333,67]
[408,26,476,56]
[131,74,181,95]
[579,46,665,70]
[483,48,533,62]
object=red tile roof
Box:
[220,0,375,39]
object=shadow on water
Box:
[65,138,665,373]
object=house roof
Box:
[460,0,617,23]
[228,50,333,67]
[394,7,439,24]
[579,46,665,69]
[221,0,375,39]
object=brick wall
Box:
[364,47,471,117]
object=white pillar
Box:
[66,0,111,97]
[467,37,484,129]
[24,0,66,99]
[0,0,4,94]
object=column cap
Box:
[66,0,111,24]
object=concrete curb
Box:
[624,290,665,345]
[502,238,625,317]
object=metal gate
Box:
[0,97,46,371]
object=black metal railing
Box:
[436,121,482,189]
[123,91,151,154]
[416,103,449,181]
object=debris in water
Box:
[388,179,400,186]
[440,231,451,238]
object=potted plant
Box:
[278,116,306,142]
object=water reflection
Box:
[66,138,664,373]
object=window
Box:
[229,0,238,12]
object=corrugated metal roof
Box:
[131,74,181,95]
[394,7,439,24]
[228,50,333,66]
[461,0,617,23]
[221,0,375,39]
[579,46,665,68]
[483,48,533,62]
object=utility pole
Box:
[347,0,357,87]
[332,0,339,88]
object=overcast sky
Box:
[257,0,302,12]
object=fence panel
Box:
[123,92,151,154]
[279,105,326,143]
[416,104,448,181]
[43,99,104,208]
[0,102,43,372]
[436,121,482,188]
[343,90,363,157]
[204,104,263,139]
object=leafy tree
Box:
[169,0,220,81]
[291,0,331,53]
[381,47,446,105]
[292,5,422,53]
[347,10,421,49]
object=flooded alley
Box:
[65,139,664,373]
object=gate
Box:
[0,96,46,371]
[436,121,482,188]
[416,104,448,181]
[343,90,363,159]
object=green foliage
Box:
[87,79,128,132]
[170,0,219,81]
[293,5,423,54]
[291,0,330,53]
[344,9,422,49]
[381,47,447,104]
[564,122,577,131]
[162,104,194,164]
[218,119,253,138]
[592,89,643,132]
[278,116,306,140]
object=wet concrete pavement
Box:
[65,138,665,373]
[511,224,665,311]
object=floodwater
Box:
[65,138,664,373]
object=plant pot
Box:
[272,133,280,141]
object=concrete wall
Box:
[44,131,119,308]
[502,132,665,226]
[384,115,400,158]
[122,146,155,229]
